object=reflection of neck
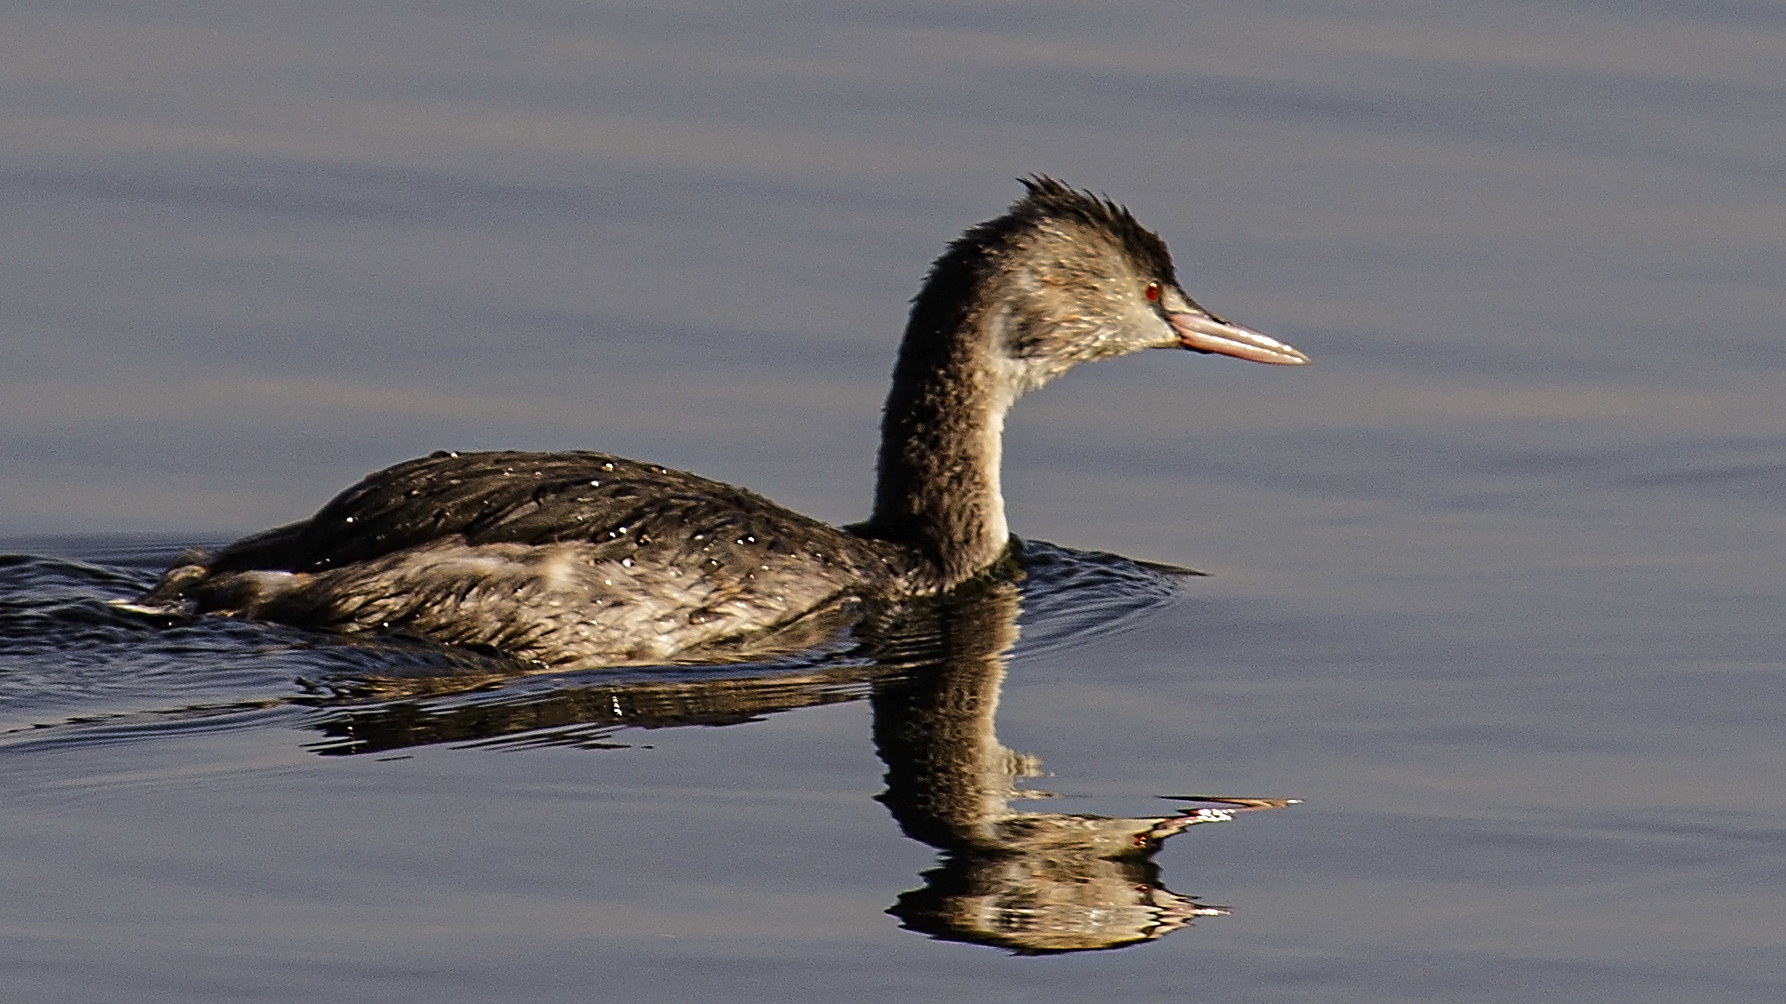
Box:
[871,583,1198,856]
[871,583,1029,850]
[869,581,1223,953]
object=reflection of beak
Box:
[1158,795,1302,826]
[1141,795,1299,839]
[1169,311,1311,365]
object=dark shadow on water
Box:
[0,537,1295,954]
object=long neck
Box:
[862,293,1017,589]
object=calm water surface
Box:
[3,1,1784,1001]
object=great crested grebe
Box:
[138,177,1309,667]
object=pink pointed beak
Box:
[1169,311,1310,365]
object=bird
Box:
[136,176,1309,668]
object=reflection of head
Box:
[890,830,1228,954]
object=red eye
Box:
[1144,281,1161,302]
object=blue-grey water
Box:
[3,1,1783,1001]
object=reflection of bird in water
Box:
[291,544,1294,954]
[871,576,1293,954]
[135,177,1307,669]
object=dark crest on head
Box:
[903,177,1177,355]
[1011,175,1176,280]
